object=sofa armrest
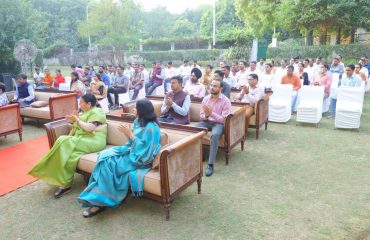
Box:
[122,100,138,114]
[44,119,72,148]
[159,131,206,199]
[49,93,78,120]
[224,106,246,149]
[254,93,271,127]
[0,103,21,134]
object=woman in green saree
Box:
[29,93,107,198]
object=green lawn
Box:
[1,95,370,239]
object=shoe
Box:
[83,206,107,218]
[112,104,119,110]
[326,114,335,119]
[54,187,71,198]
[205,164,214,177]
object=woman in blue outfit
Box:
[78,99,162,217]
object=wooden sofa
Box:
[122,96,247,165]
[6,90,78,124]
[44,116,207,220]
[0,103,22,141]
[230,88,272,139]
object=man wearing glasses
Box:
[195,80,231,177]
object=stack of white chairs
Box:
[322,97,330,113]
[329,73,340,102]
[335,87,365,129]
[296,86,324,126]
[98,98,110,113]
[269,84,293,123]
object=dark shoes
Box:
[54,187,71,198]
[205,164,214,177]
[83,206,107,218]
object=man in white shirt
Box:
[177,60,192,86]
[237,73,265,105]
[140,64,150,84]
[191,60,200,70]
[184,68,206,98]
[248,61,260,77]
[222,65,238,88]
[257,58,265,73]
[33,67,44,86]
[303,58,315,83]
[275,59,288,83]
[260,63,275,89]
[163,62,176,94]
[235,61,249,88]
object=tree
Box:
[172,19,194,37]
[0,0,47,73]
[138,6,176,39]
[77,0,140,50]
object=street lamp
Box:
[213,0,216,46]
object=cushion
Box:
[106,121,130,146]
[143,169,161,196]
[77,145,114,173]
[34,91,59,102]
[30,101,48,108]
[20,106,50,119]
[189,104,202,122]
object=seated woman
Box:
[70,72,85,97]
[77,99,161,218]
[89,73,107,100]
[53,69,65,88]
[29,94,107,198]
[0,83,9,107]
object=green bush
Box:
[127,49,225,63]
[267,44,370,63]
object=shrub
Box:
[267,44,370,64]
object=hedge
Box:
[267,44,370,63]
[127,49,226,63]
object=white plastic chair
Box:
[322,97,330,113]
[59,83,70,91]
[296,86,324,126]
[269,84,293,122]
[335,87,364,129]
[329,73,340,99]
[98,98,109,113]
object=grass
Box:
[2,95,370,239]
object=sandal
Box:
[54,187,71,199]
[83,206,107,218]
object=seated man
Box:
[12,74,35,108]
[145,61,164,95]
[183,68,206,98]
[311,63,332,98]
[158,76,190,125]
[130,64,144,100]
[107,65,128,109]
[0,83,9,107]
[214,70,231,99]
[281,65,301,112]
[236,74,265,124]
[33,67,44,87]
[195,80,231,177]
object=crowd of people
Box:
[2,54,369,218]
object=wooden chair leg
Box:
[241,139,245,151]
[164,201,171,221]
[18,130,22,142]
[197,177,202,194]
[256,128,259,140]
[265,121,268,130]
[225,151,230,165]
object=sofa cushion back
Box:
[189,103,202,122]
[152,130,170,169]
[106,120,129,146]
[35,92,60,102]
[152,101,162,117]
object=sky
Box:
[138,0,214,14]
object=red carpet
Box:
[0,136,49,196]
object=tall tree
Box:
[0,0,47,72]
[77,0,139,50]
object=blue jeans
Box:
[194,121,224,165]
[158,117,176,123]
[145,81,162,95]
[163,78,172,93]
[330,97,337,114]
[291,91,298,112]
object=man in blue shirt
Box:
[341,64,362,87]
[98,65,110,87]
[12,74,35,108]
